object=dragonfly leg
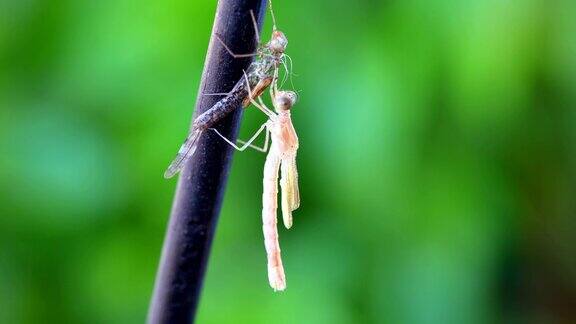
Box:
[249,10,260,45]
[215,34,258,59]
[269,67,280,101]
[209,122,268,152]
[238,125,270,152]
[274,66,280,94]
[257,96,268,113]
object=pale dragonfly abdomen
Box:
[209,88,300,291]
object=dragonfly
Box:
[210,80,300,291]
[164,1,292,179]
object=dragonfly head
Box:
[268,30,288,54]
[274,90,297,111]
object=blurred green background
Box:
[1,0,576,323]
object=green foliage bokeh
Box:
[1,0,576,323]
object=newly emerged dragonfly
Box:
[211,80,300,291]
[164,1,292,179]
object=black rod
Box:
[148,1,267,323]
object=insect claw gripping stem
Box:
[215,33,258,58]
[148,1,268,323]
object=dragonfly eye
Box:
[274,91,297,110]
[269,30,288,53]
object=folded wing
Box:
[280,153,299,229]
[164,129,203,178]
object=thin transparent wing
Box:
[286,154,300,210]
[280,154,299,229]
[164,129,203,178]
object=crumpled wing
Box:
[164,129,203,178]
[280,153,300,229]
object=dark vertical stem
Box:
[148,1,267,323]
